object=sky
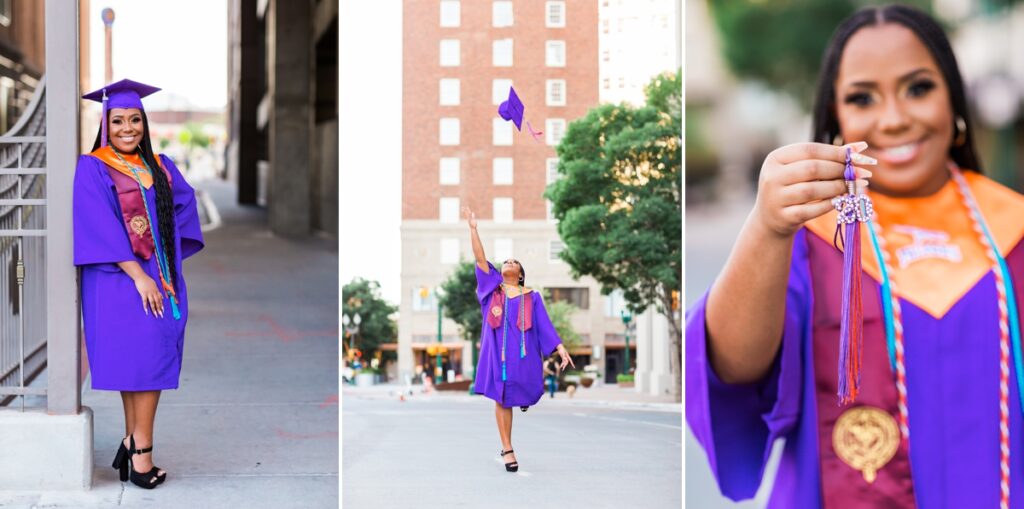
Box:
[339,1,403,304]
[88,0,228,111]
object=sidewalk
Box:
[344,381,681,413]
[0,178,339,509]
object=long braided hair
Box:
[91,111,179,289]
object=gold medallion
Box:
[491,306,502,317]
[129,215,149,236]
[832,405,900,483]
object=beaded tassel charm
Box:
[832,147,874,404]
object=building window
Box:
[439,158,460,185]
[440,118,460,145]
[546,80,566,106]
[546,1,566,27]
[547,200,556,222]
[602,78,610,90]
[440,197,460,223]
[439,78,460,106]
[546,40,566,67]
[549,240,565,262]
[602,49,610,62]
[546,158,560,184]
[548,286,589,310]
[493,79,513,105]
[618,76,625,89]
[493,198,513,224]
[493,1,514,27]
[604,289,626,317]
[546,119,566,146]
[601,19,609,34]
[412,286,438,312]
[493,158,514,185]
[493,118,513,146]
[440,39,460,67]
[440,238,460,264]
[493,38,514,67]
[440,0,460,27]
[494,238,514,263]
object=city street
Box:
[0,177,339,509]
[342,385,681,508]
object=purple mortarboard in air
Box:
[498,86,524,131]
[82,79,161,147]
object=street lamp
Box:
[435,286,447,384]
[342,312,361,367]
[620,309,633,378]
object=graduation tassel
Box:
[832,147,873,405]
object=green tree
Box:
[541,290,581,353]
[709,1,932,105]
[177,122,211,170]
[545,70,682,400]
[341,278,398,361]
[438,261,482,347]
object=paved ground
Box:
[342,385,682,509]
[0,177,339,509]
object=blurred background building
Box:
[687,0,1024,506]
[227,0,338,237]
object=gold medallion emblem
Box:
[832,405,900,483]
[491,306,502,317]
[129,215,149,236]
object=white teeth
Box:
[885,143,916,157]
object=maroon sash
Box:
[807,233,917,507]
[102,163,174,261]
[486,287,532,331]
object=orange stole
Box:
[806,171,1024,319]
[88,146,168,189]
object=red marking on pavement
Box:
[319,393,339,408]
[225,314,338,342]
[274,427,338,440]
[205,259,227,274]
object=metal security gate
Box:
[0,78,47,410]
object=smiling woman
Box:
[688,4,1024,508]
[73,78,204,491]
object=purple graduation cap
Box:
[498,86,524,131]
[82,79,161,147]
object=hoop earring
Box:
[954,116,967,147]
[832,133,844,146]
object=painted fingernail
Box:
[852,153,877,165]
[857,168,873,178]
[847,141,869,152]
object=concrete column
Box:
[266,0,313,235]
[231,0,264,205]
[649,310,673,396]
[634,307,653,393]
[3,0,97,491]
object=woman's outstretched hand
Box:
[753,141,875,238]
[462,205,477,230]
[555,344,575,371]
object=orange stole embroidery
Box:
[806,171,1024,318]
[88,146,167,189]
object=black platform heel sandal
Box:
[128,435,163,489]
[112,437,130,482]
[500,449,519,472]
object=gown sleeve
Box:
[684,228,811,500]
[476,261,503,305]
[72,155,135,266]
[160,154,205,260]
[531,293,563,356]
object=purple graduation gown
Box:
[474,262,563,408]
[73,153,204,391]
[687,226,1024,507]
